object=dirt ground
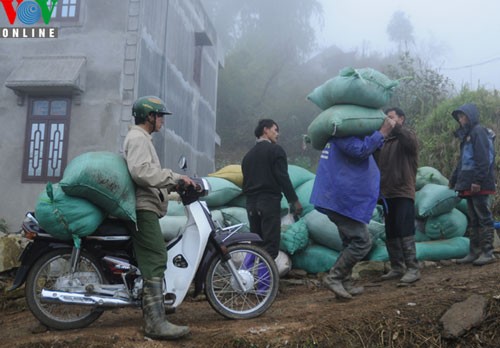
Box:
[1,257,500,348]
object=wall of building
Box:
[0,0,221,231]
[133,0,220,176]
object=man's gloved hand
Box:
[471,183,481,193]
[290,200,303,218]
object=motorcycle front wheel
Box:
[205,244,279,319]
[25,248,105,330]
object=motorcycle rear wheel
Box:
[25,248,105,330]
[205,244,279,319]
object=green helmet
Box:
[132,96,172,120]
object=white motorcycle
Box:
[10,176,279,330]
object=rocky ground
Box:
[1,256,500,348]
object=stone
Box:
[440,294,488,338]
[0,236,22,272]
[351,261,385,279]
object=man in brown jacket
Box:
[377,107,420,284]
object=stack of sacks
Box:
[282,166,471,274]
[35,151,137,247]
[365,167,469,264]
[161,164,471,275]
[286,208,385,274]
[306,67,399,150]
[205,164,315,218]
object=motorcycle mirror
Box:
[178,156,187,171]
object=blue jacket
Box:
[310,132,385,224]
[450,103,496,192]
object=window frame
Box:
[49,0,80,22]
[22,97,72,183]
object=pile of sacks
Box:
[275,166,469,274]
[164,163,470,276]
[34,151,136,247]
[306,67,399,150]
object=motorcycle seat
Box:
[92,218,133,237]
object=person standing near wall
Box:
[123,96,195,340]
[449,103,497,266]
[377,107,420,284]
[242,119,303,260]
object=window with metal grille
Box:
[49,0,80,21]
[22,98,71,183]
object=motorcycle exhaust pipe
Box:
[41,289,139,308]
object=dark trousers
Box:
[384,197,415,239]
[246,194,282,259]
[325,210,372,278]
[466,195,494,229]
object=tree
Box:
[387,11,414,52]
[203,0,323,57]
[203,0,324,165]
[384,51,454,121]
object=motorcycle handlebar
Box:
[176,178,202,193]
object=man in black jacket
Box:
[450,103,496,266]
[242,119,303,259]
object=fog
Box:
[317,0,500,90]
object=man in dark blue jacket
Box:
[310,118,395,299]
[450,103,496,266]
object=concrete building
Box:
[0,0,223,231]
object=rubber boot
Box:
[142,278,190,340]
[473,227,496,266]
[323,256,353,300]
[342,279,364,296]
[457,228,481,264]
[399,236,420,284]
[380,238,405,281]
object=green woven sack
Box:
[456,198,468,216]
[35,182,105,246]
[159,215,187,241]
[60,151,136,222]
[201,177,241,207]
[415,183,460,218]
[307,67,399,110]
[280,219,309,255]
[425,209,467,240]
[303,209,343,251]
[291,243,339,274]
[368,220,385,241]
[279,178,315,218]
[416,166,449,190]
[219,207,250,228]
[416,237,469,261]
[288,165,315,189]
[366,239,389,261]
[307,104,386,150]
[295,179,315,217]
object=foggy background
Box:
[202,0,500,188]
[317,0,500,89]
